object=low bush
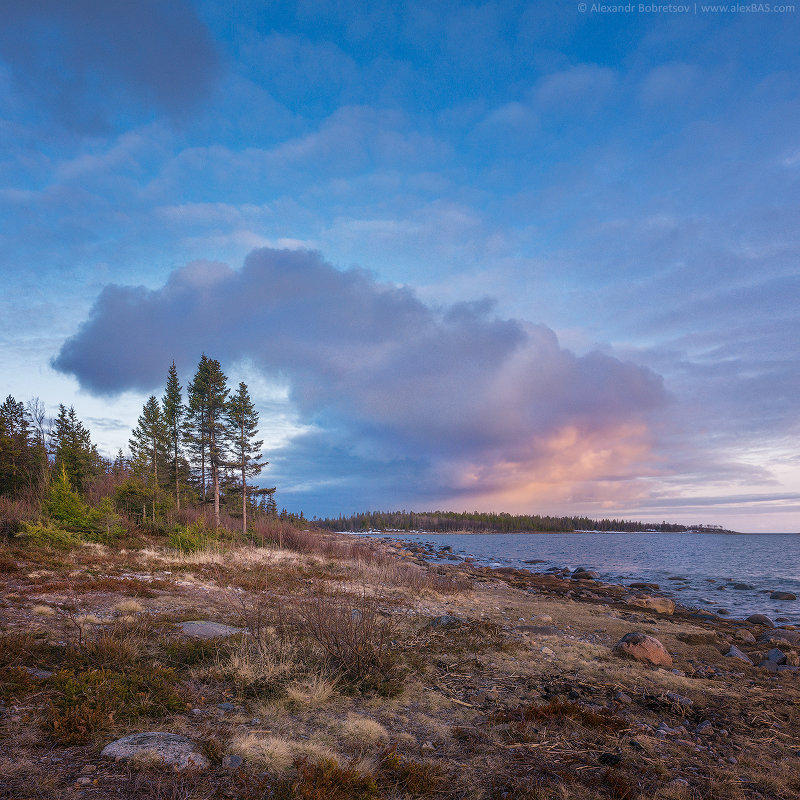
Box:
[299,592,406,695]
[15,521,83,549]
[0,494,39,538]
[168,520,218,553]
[287,757,379,800]
[44,666,184,744]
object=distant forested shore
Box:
[316,510,735,534]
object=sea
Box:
[353,531,800,625]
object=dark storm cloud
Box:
[0,0,219,131]
[54,248,668,468]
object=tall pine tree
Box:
[184,355,210,505]
[205,358,229,528]
[226,381,266,536]
[162,362,185,511]
[129,395,167,522]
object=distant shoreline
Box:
[357,528,746,536]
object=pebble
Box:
[222,754,243,769]
[696,721,714,736]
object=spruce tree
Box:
[226,381,266,536]
[129,395,167,522]
[162,361,185,511]
[51,405,100,494]
[184,355,210,505]
[204,358,230,528]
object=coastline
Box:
[2,530,799,798]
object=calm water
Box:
[364,531,800,624]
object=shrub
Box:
[0,494,39,538]
[168,520,217,553]
[299,592,406,695]
[288,758,379,800]
[44,666,184,744]
[16,521,83,549]
[47,465,91,531]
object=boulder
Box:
[759,629,800,646]
[731,583,754,590]
[613,632,673,668]
[724,645,753,665]
[770,591,797,601]
[177,621,244,639]
[101,733,210,770]
[426,614,465,629]
[766,648,787,664]
[734,629,756,644]
[630,596,675,615]
[571,568,599,580]
[746,614,775,628]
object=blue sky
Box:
[2,1,799,531]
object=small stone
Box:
[222,754,243,769]
[249,718,261,726]
[177,621,244,639]
[541,646,554,656]
[23,667,53,680]
[731,583,754,590]
[665,692,693,707]
[728,756,738,764]
[217,702,236,712]
[421,741,435,752]
[75,777,93,786]
[614,691,633,705]
[734,629,756,644]
[426,614,465,629]
[80,765,97,774]
[696,720,713,736]
[192,708,204,715]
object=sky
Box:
[1,1,799,531]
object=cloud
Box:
[53,248,668,504]
[0,0,219,132]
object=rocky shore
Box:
[1,531,799,799]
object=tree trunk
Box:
[241,464,247,537]
[212,460,220,528]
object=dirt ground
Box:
[1,534,799,799]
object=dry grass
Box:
[2,531,800,800]
[339,713,389,748]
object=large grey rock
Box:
[613,632,673,668]
[725,645,753,665]
[177,621,244,639]
[766,648,787,664]
[101,733,210,770]
[630,595,675,615]
[746,614,775,628]
[759,629,800,646]
[770,591,797,601]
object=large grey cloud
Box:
[0,0,219,131]
[53,248,668,488]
